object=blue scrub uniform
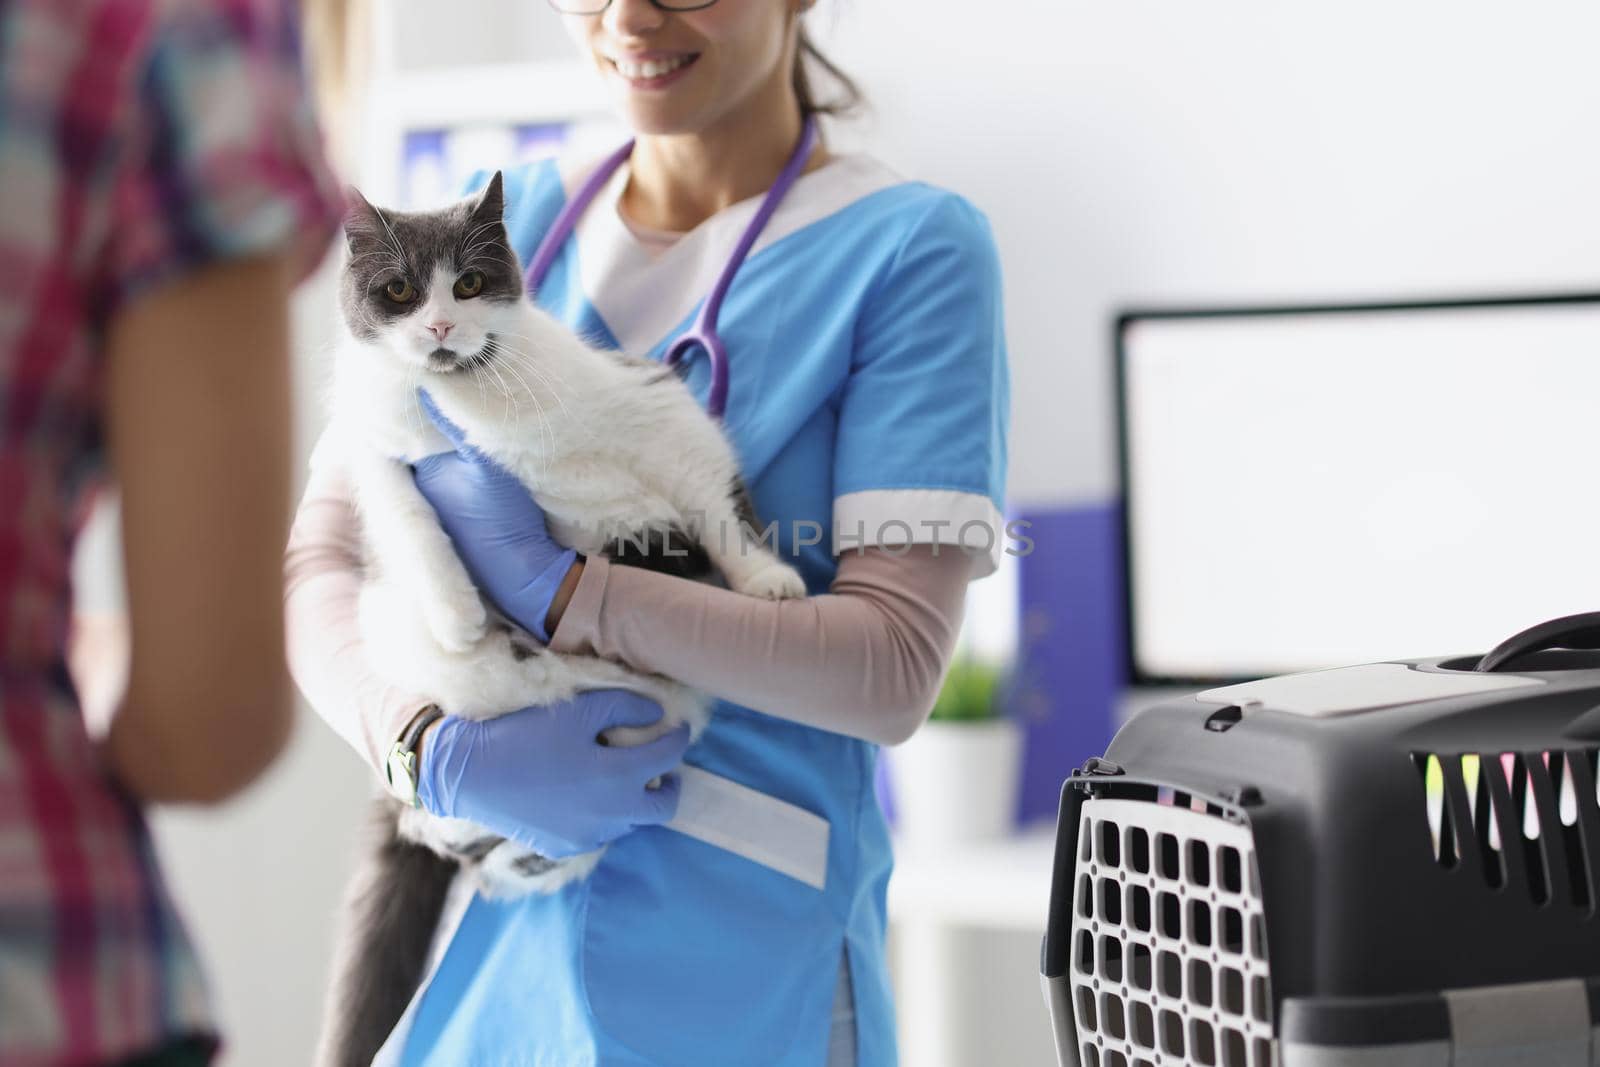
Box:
[395,155,1010,1067]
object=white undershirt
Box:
[616,202,684,261]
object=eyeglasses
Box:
[548,0,719,13]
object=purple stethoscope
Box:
[522,116,819,419]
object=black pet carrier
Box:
[1041,612,1600,1067]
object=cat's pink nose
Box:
[427,321,454,343]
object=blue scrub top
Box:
[399,155,1010,1067]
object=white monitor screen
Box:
[1120,298,1600,682]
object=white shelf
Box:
[355,58,625,204]
[887,827,1062,1067]
[372,61,608,130]
[887,825,1059,933]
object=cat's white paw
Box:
[601,713,683,748]
[733,560,807,601]
[425,587,489,653]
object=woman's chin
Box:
[610,92,710,139]
[617,110,687,138]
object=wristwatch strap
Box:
[385,704,444,809]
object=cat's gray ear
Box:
[468,172,505,223]
[343,186,385,251]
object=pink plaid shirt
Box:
[0,1,339,1063]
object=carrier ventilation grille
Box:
[1069,798,1273,1067]
[1413,748,1600,912]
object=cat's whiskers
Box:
[347,239,410,291]
[477,341,557,464]
[475,344,519,427]
[478,340,527,402]
[459,217,501,248]
[403,365,429,440]
[371,208,409,267]
[352,301,387,345]
[458,246,510,271]
[488,343,573,429]
[468,344,494,420]
[356,295,386,331]
[347,248,407,271]
[482,331,577,401]
[479,331,569,390]
[485,353,545,438]
[457,219,517,273]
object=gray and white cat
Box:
[316,173,804,1067]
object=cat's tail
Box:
[316,796,459,1067]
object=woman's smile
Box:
[604,49,702,90]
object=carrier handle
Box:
[1476,612,1600,672]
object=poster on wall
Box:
[400,122,570,208]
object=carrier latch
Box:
[1074,756,1125,778]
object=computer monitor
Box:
[1117,294,1600,685]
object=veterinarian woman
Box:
[285,1,1008,1063]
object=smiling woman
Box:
[553,0,860,117]
[285,0,1009,1064]
[555,0,861,234]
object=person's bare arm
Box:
[101,251,297,804]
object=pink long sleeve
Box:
[283,455,431,772]
[285,450,971,761]
[549,546,971,747]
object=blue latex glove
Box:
[417,690,690,858]
[411,389,576,642]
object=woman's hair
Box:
[794,26,863,117]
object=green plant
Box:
[929,657,1008,724]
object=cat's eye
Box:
[384,278,417,304]
[454,271,485,299]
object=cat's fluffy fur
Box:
[315,173,803,1067]
[333,170,804,892]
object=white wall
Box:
[75,4,1600,1066]
[817,0,1600,506]
[388,0,569,68]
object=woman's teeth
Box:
[612,55,692,80]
